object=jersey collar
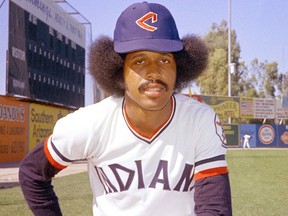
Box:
[122,95,176,144]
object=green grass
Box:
[0,172,93,216]
[227,149,288,216]
[1,149,288,216]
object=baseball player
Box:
[19,2,232,215]
[243,134,252,148]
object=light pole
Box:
[227,0,236,124]
[228,0,232,97]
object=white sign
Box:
[275,99,288,119]
[254,98,275,119]
[11,0,86,48]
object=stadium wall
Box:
[1,95,288,163]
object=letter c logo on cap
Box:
[136,12,158,32]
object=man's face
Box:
[123,50,176,111]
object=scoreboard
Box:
[7,0,86,108]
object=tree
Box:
[196,20,281,98]
[277,73,288,96]
[197,48,228,95]
[264,62,278,97]
[196,20,241,96]
[243,59,279,98]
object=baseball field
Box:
[0,149,287,216]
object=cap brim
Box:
[114,39,183,53]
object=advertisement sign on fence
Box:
[256,124,277,147]
[222,124,239,147]
[29,103,71,150]
[277,125,288,148]
[0,96,29,162]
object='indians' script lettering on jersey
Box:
[95,160,194,194]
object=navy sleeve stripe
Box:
[195,155,225,167]
[51,140,74,163]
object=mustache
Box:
[138,79,169,91]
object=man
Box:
[19,2,232,215]
[243,134,252,149]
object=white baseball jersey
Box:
[44,93,228,216]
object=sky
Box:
[68,0,288,70]
[1,0,288,105]
[59,0,288,100]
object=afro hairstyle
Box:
[88,34,208,97]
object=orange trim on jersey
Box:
[124,107,170,139]
[123,97,174,140]
[194,167,228,181]
[44,137,67,170]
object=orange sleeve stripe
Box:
[44,137,67,170]
[194,167,228,181]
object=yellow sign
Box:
[29,104,71,150]
[201,96,240,121]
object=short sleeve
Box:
[44,106,99,168]
[194,111,228,181]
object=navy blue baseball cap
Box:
[114,2,183,53]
